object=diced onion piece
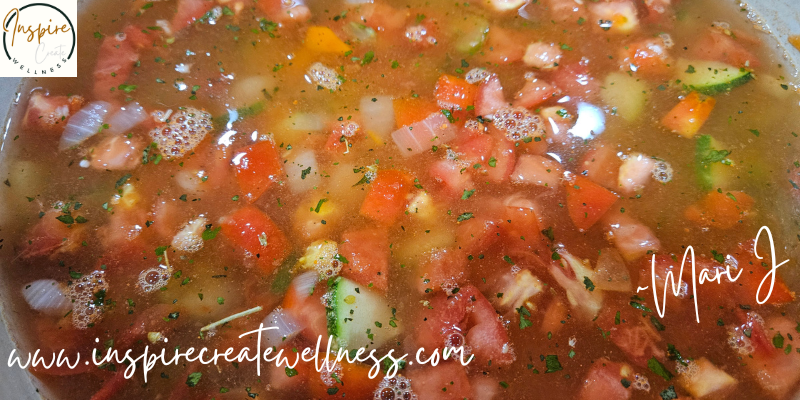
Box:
[617,153,655,195]
[105,102,147,135]
[593,248,632,292]
[359,95,395,139]
[290,271,319,299]
[391,112,457,157]
[677,358,737,398]
[282,112,325,132]
[549,250,604,320]
[261,307,303,348]
[59,101,111,151]
[603,214,661,262]
[22,279,72,317]
[284,149,320,194]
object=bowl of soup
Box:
[2,0,800,399]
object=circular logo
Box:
[2,3,76,75]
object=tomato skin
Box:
[435,74,477,110]
[565,176,619,231]
[339,228,390,292]
[661,92,716,138]
[360,170,415,225]
[220,206,290,273]
[232,141,284,203]
[684,190,754,229]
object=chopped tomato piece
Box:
[475,74,506,117]
[416,248,467,294]
[220,206,290,273]
[393,98,441,128]
[684,190,754,229]
[579,145,622,190]
[339,228,390,292]
[597,303,665,367]
[551,62,600,101]
[620,38,673,79]
[512,77,559,109]
[309,360,379,398]
[692,28,761,69]
[579,358,632,400]
[455,215,501,255]
[90,371,129,400]
[435,74,477,110]
[256,0,311,22]
[565,176,619,231]
[359,169,414,225]
[429,159,475,198]
[407,362,472,400]
[171,0,214,31]
[481,26,525,65]
[729,242,795,305]
[23,92,84,134]
[661,92,716,138]
[93,25,151,101]
[232,140,284,203]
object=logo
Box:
[0,0,77,77]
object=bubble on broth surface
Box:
[651,160,673,183]
[374,375,417,400]
[492,106,546,141]
[465,68,490,84]
[727,312,764,355]
[405,25,436,45]
[320,361,343,387]
[307,62,342,91]
[149,107,213,160]
[632,373,650,391]
[675,359,699,379]
[68,271,109,329]
[138,264,173,293]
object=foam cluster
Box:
[492,106,546,141]
[307,62,342,91]
[405,25,436,45]
[298,240,341,278]
[149,107,212,160]
[138,264,173,293]
[632,373,650,391]
[68,271,109,329]
[465,68,490,84]
[651,160,673,183]
[727,312,764,355]
[374,376,417,400]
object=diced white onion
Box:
[291,271,319,299]
[22,279,72,317]
[59,101,111,151]
[105,102,147,135]
[284,149,320,194]
[282,112,325,132]
[261,307,303,348]
[359,95,395,139]
[391,112,457,157]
